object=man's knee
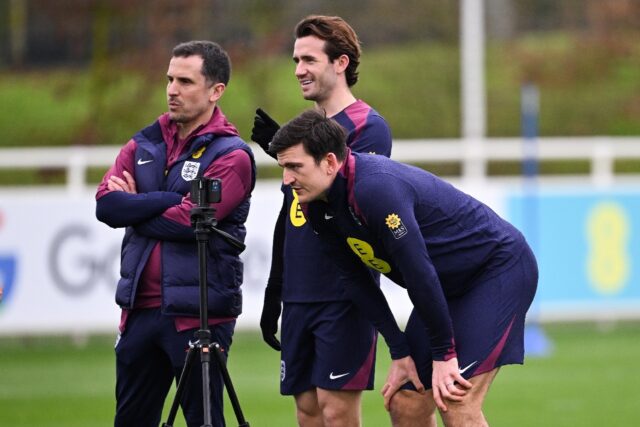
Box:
[320,403,354,427]
[440,403,487,427]
[317,389,362,427]
[439,368,499,427]
[296,408,323,427]
[389,389,437,427]
[295,390,323,427]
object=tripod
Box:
[163,178,249,427]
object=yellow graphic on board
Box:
[586,202,629,294]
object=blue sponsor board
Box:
[507,188,640,309]
[0,256,17,307]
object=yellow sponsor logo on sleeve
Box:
[346,237,391,273]
[289,189,307,227]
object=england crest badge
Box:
[181,161,200,181]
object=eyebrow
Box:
[278,160,303,168]
[167,74,195,84]
[293,54,317,63]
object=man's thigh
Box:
[114,309,174,427]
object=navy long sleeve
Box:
[354,177,455,360]
[267,198,286,285]
[95,190,183,228]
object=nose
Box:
[167,80,178,96]
[283,169,295,186]
[295,62,306,79]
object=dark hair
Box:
[172,40,231,85]
[269,109,347,164]
[294,15,361,87]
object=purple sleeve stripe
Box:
[343,101,372,142]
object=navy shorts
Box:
[405,246,538,389]
[280,301,377,395]
[114,308,234,427]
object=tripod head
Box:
[190,177,246,252]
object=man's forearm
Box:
[95,190,183,228]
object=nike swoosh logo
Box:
[459,360,478,375]
[324,213,334,220]
[329,372,350,380]
[137,159,153,165]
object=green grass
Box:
[1,322,639,426]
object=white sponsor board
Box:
[0,181,502,336]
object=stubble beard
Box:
[168,111,187,123]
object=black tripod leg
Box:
[200,346,213,427]
[162,344,198,427]
[212,343,250,427]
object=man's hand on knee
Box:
[382,356,425,410]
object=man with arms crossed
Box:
[251,15,393,426]
[96,41,255,427]
[269,109,538,427]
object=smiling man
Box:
[251,15,393,427]
[270,109,539,427]
[95,41,255,427]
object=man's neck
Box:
[317,89,357,118]
[176,107,216,140]
[177,124,196,141]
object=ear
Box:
[325,152,340,175]
[334,54,349,74]
[209,82,226,103]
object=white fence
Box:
[2,137,640,192]
[2,137,640,335]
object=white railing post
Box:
[462,138,486,184]
[461,0,487,186]
[67,150,87,195]
[592,140,613,188]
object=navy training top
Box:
[306,151,530,360]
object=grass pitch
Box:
[0,321,639,426]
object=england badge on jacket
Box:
[181,161,200,181]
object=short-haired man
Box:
[269,109,538,427]
[96,41,255,427]
[251,15,393,426]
